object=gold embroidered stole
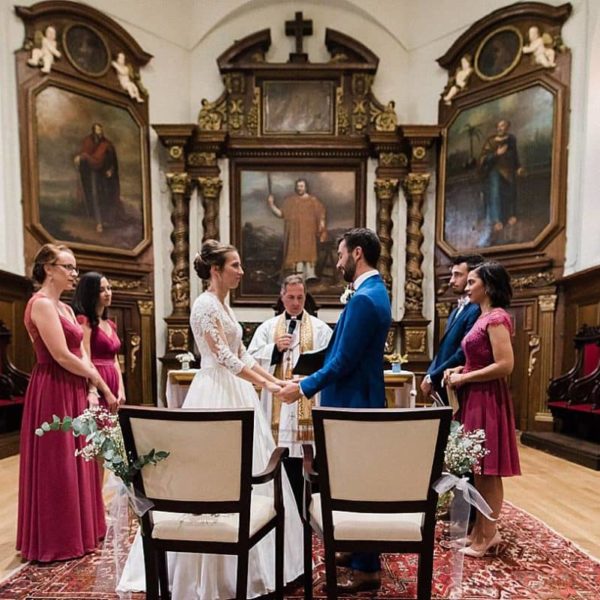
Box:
[271,311,314,440]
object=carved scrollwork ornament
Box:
[371,101,397,132]
[412,146,427,160]
[110,278,142,290]
[403,173,431,196]
[198,176,223,199]
[166,172,190,195]
[374,178,399,201]
[379,152,403,168]
[528,333,541,377]
[405,328,426,354]
[229,98,245,131]
[436,301,452,318]
[198,95,227,131]
[246,87,260,136]
[168,328,190,352]
[188,152,216,167]
[137,300,154,316]
[336,86,349,135]
[538,294,557,313]
[512,271,556,289]
[130,334,141,373]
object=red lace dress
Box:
[76,316,121,406]
[459,308,521,477]
[17,293,106,562]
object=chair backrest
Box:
[312,407,452,511]
[119,406,254,512]
[582,342,600,377]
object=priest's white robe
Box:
[248,311,332,457]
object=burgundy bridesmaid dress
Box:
[458,308,521,477]
[17,293,106,562]
[77,315,121,402]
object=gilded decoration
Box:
[351,73,373,96]
[137,300,154,316]
[223,73,245,94]
[352,98,368,133]
[188,152,216,167]
[110,278,142,290]
[539,294,557,312]
[198,95,227,132]
[168,327,190,352]
[474,25,523,82]
[198,176,223,199]
[412,146,427,161]
[166,172,189,195]
[528,333,541,377]
[374,178,398,201]
[129,334,140,372]
[405,328,426,354]
[169,145,183,160]
[436,301,451,318]
[379,153,403,168]
[171,268,190,309]
[336,86,349,135]
[371,101,397,132]
[246,87,260,136]
[403,173,431,196]
[512,271,556,289]
[229,98,245,131]
[384,326,397,355]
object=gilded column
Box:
[374,178,398,295]
[536,294,557,422]
[198,176,223,242]
[137,300,155,405]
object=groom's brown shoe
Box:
[336,569,381,593]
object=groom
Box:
[279,227,391,593]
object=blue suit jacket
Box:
[427,302,480,389]
[301,274,391,408]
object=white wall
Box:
[0,0,598,370]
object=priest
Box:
[248,274,332,507]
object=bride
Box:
[118,240,304,599]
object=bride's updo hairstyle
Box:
[193,239,237,280]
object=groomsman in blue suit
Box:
[420,254,484,404]
[279,227,391,593]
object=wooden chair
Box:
[0,321,29,433]
[119,406,288,600]
[302,406,452,600]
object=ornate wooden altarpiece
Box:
[435,2,572,432]
[154,14,440,377]
[15,1,156,405]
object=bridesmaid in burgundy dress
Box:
[445,261,521,558]
[17,244,118,563]
[72,272,125,406]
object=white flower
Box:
[176,351,195,363]
[340,286,355,305]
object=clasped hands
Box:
[266,375,303,404]
[443,366,465,388]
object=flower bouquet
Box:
[176,351,195,370]
[36,406,169,487]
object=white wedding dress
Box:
[118,291,304,599]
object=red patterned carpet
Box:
[1,502,599,599]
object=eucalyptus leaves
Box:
[36,407,169,486]
[444,420,489,476]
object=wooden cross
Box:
[285,11,313,63]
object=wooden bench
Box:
[0,321,30,433]
[548,325,600,443]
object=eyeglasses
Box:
[53,263,79,274]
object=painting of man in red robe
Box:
[74,123,123,233]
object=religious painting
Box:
[440,84,556,252]
[475,26,523,81]
[263,81,335,134]
[62,24,110,77]
[231,162,365,306]
[33,85,148,254]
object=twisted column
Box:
[197,177,223,242]
[402,173,430,317]
[166,172,191,317]
[374,178,398,296]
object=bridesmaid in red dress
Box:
[72,272,125,406]
[445,261,521,558]
[17,244,118,563]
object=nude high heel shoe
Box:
[459,531,502,557]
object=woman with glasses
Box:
[72,272,125,409]
[17,244,117,563]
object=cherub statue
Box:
[111,52,145,103]
[443,54,473,105]
[523,26,556,68]
[27,25,61,74]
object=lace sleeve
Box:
[486,309,513,335]
[238,341,257,369]
[190,296,246,374]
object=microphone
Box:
[288,316,298,335]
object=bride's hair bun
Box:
[193,239,237,280]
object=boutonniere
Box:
[340,285,355,305]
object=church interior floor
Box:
[1,439,599,583]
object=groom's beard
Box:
[340,256,356,283]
